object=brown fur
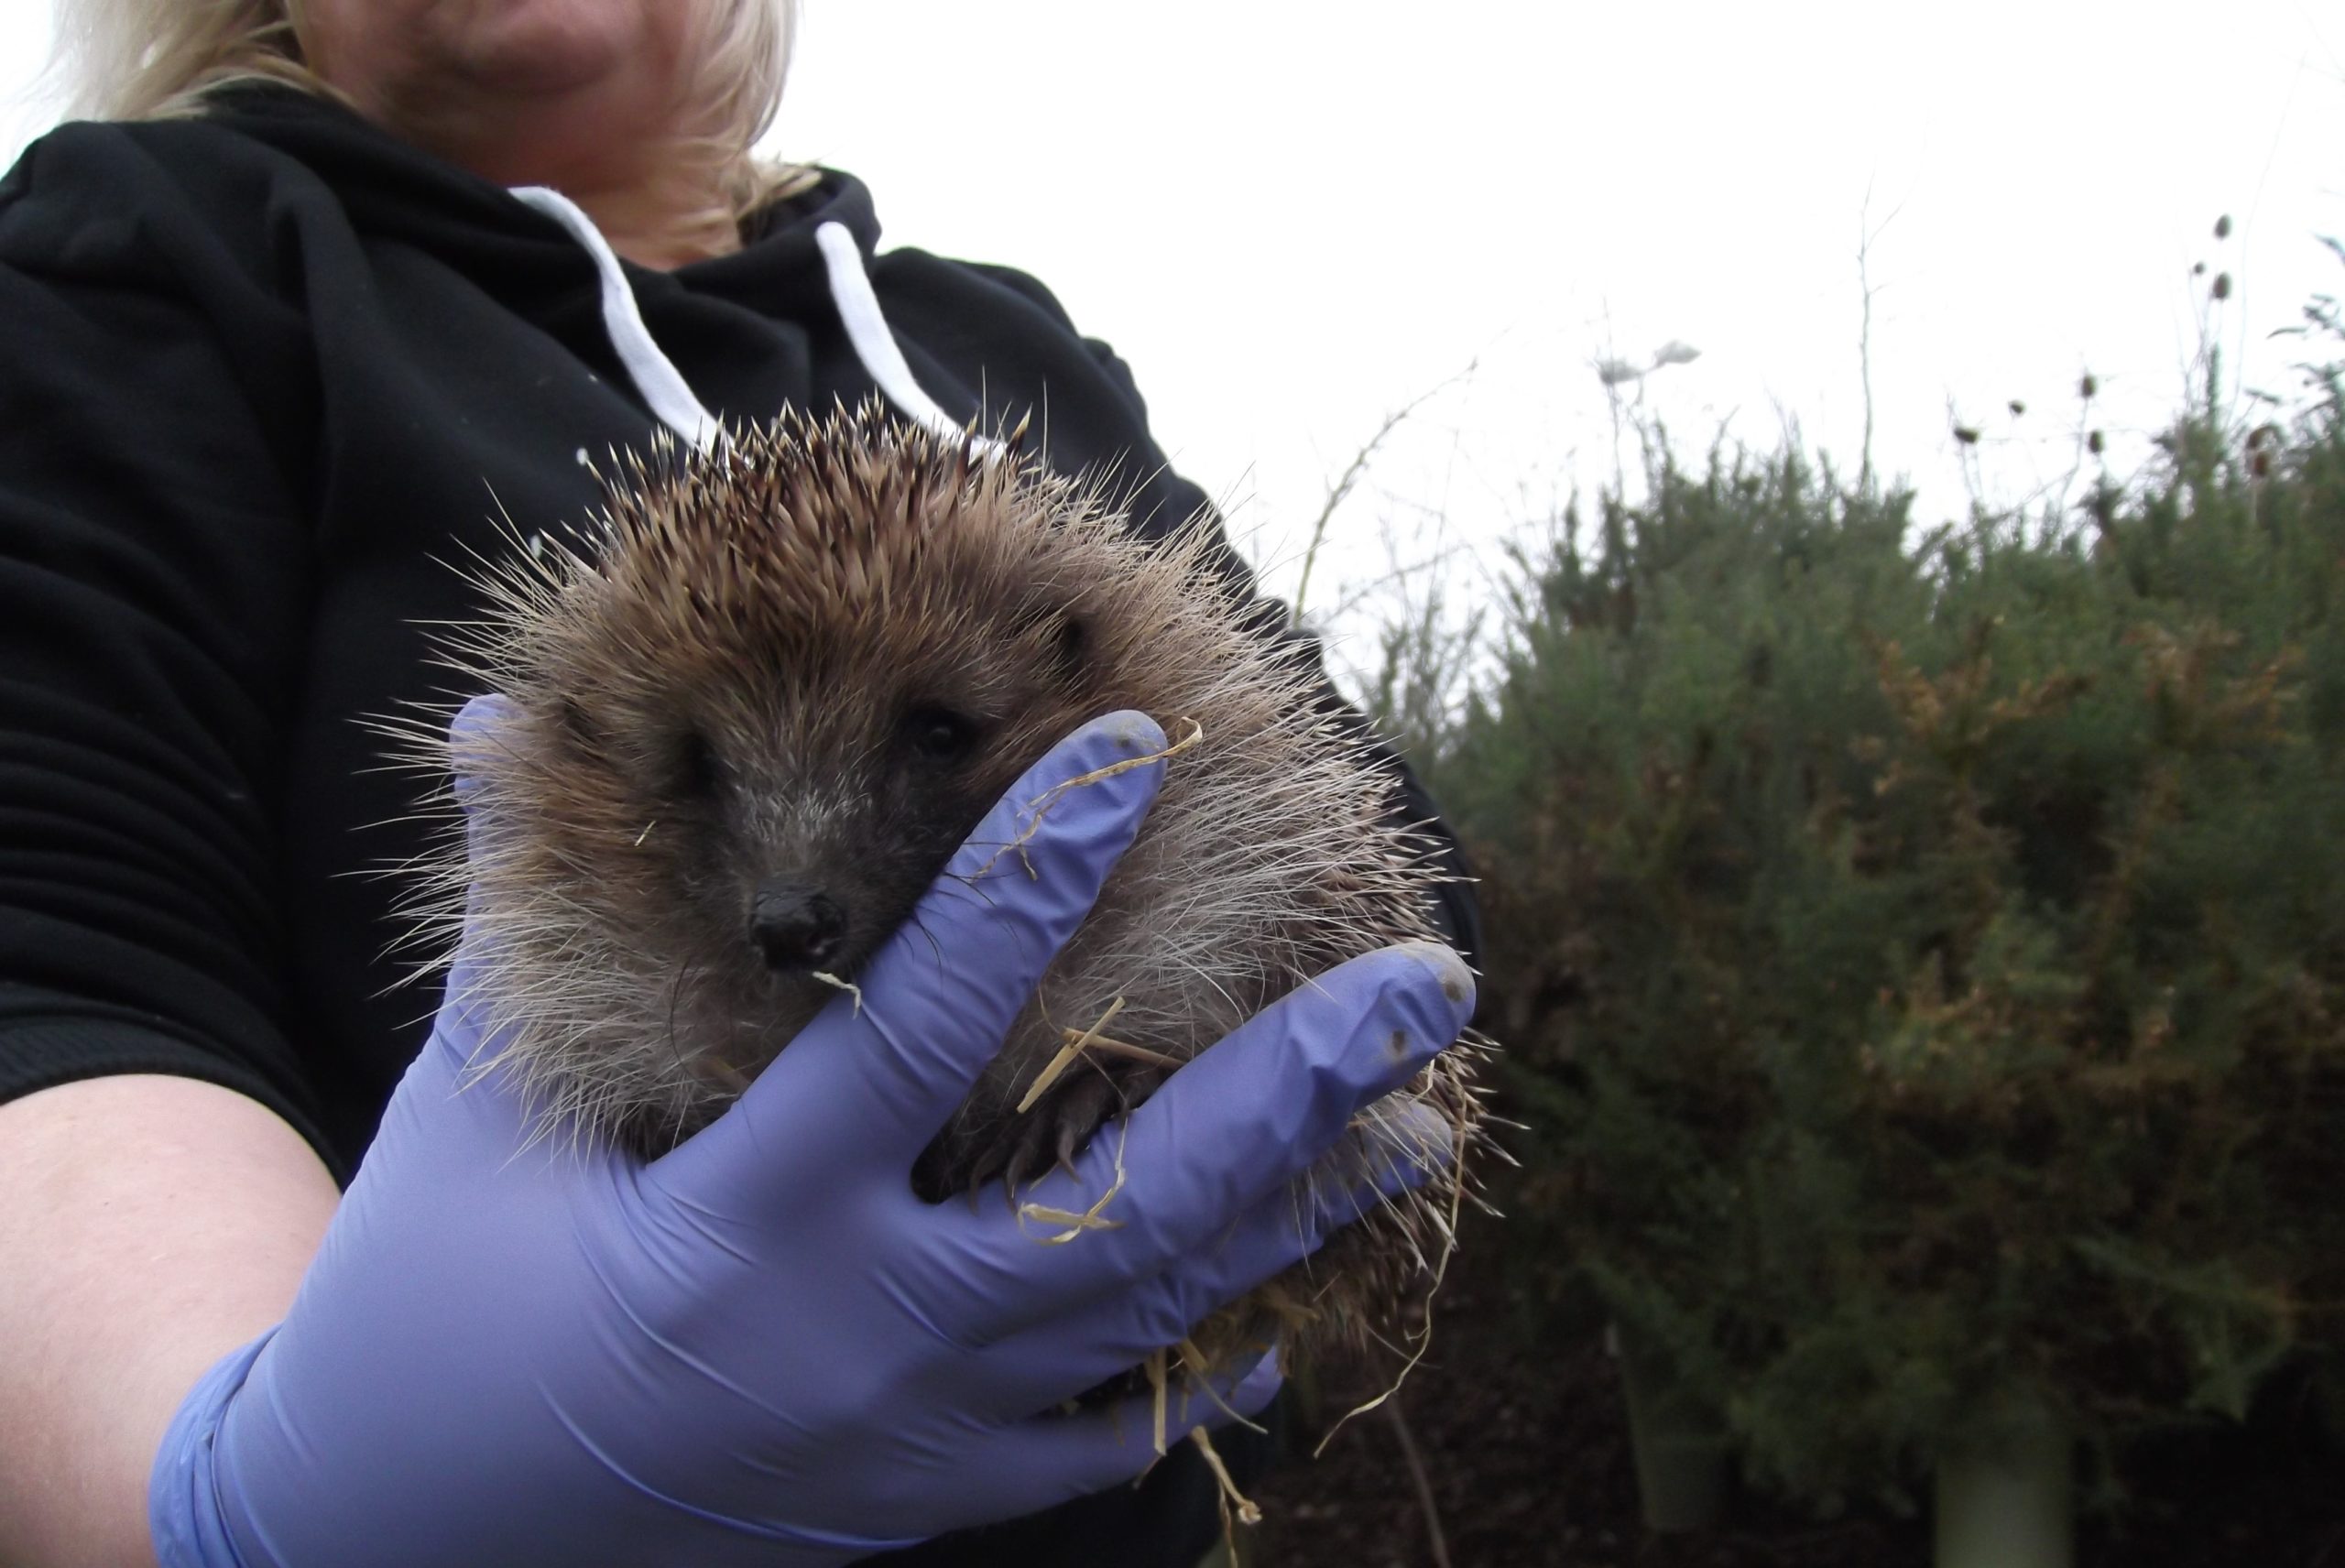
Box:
[395,402,1485,1364]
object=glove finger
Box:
[436,692,570,1076]
[380,691,563,1149]
[658,711,1166,1193]
[956,1352,1282,1523]
[442,691,520,963]
[937,942,1473,1340]
[956,1108,1446,1418]
[447,692,518,812]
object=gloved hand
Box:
[150,704,1476,1568]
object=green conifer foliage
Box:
[1433,387,2345,1509]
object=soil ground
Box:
[1234,1212,2345,1568]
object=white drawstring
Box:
[509,186,723,453]
[814,222,1005,460]
[512,188,1001,463]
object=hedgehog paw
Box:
[989,1063,1161,1202]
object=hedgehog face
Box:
[450,410,1224,1144]
[699,608,1096,975]
[513,570,1107,1119]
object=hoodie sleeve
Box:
[0,127,332,1156]
[959,263,1489,971]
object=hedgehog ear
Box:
[1011,599,1088,688]
[1033,609,1089,688]
[1049,614,1086,683]
[557,695,603,750]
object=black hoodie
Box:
[0,84,1474,1565]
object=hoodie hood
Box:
[174,85,925,444]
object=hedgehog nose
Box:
[750,882,847,972]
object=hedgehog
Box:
[396,401,1486,1376]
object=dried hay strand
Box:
[1191,1422,1264,1530]
[1015,1116,1130,1244]
[976,717,1205,882]
[1016,996,1131,1114]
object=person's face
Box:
[301,0,720,189]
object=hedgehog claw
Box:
[999,1130,1052,1205]
[919,1060,1172,1210]
[989,1064,1162,1209]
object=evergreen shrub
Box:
[1427,381,2345,1509]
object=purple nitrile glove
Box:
[151,704,1475,1568]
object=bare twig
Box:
[1856,182,1904,494]
[1289,361,1478,631]
[1319,541,1476,627]
[1384,1396,1454,1568]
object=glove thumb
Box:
[442,691,521,997]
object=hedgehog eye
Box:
[901,703,981,765]
[675,729,723,798]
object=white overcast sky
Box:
[6,3,2343,670]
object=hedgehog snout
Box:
[748,879,848,972]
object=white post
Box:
[1935,1391,2073,1568]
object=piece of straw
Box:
[1060,1029,1182,1071]
[1148,1348,1170,1456]
[1189,1424,1263,1527]
[809,971,863,1013]
[1018,1119,1129,1243]
[1016,996,1127,1114]
[1173,1338,1270,1436]
[976,718,1204,880]
[1311,1112,1473,1457]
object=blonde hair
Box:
[47,0,816,228]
